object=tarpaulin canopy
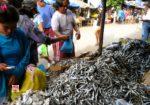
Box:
[44,0,55,4]
[69,2,80,8]
[69,0,91,8]
[44,0,80,8]
[88,0,102,8]
[125,0,144,8]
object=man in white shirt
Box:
[142,2,150,41]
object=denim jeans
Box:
[142,21,150,41]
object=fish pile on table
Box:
[11,39,150,105]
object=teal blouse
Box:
[0,29,30,98]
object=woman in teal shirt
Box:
[0,3,30,103]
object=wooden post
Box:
[98,0,107,55]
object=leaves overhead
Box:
[106,0,125,9]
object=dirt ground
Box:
[45,23,142,59]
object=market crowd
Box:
[0,0,81,103]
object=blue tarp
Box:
[44,0,56,4]
[69,2,80,8]
[125,0,144,9]
[44,0,80,8]
[135,0,142,6]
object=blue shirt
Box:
[0,29,30,98]
[37,4,55,28]
[118,10,125,19]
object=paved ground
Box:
[46,23,142,59]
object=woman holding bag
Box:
[0,3,30,103]
[51,0,81,61]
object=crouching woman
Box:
[0,3,30,103]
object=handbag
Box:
[60,38,73,53]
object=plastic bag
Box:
[60,38,73,53]
[115,99,133,105]
[38,44,48,57]
[11,65,46,101]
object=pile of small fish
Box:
[11,39,150,105]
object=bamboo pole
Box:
[98,0,107,55]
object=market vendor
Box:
[0,3,30,103]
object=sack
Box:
[60,38,73,53]
[11,65,46,101]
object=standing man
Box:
[36,0,56,59]
[142,2,150,41]
[51,0,81,61]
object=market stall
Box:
[8,0,150,105]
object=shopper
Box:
[51,0,81,61]
[0,3,30,103]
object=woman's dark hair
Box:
[19,0,37,18]
[0,3,19,23]
[6,0,23,9]
[54,0,69,10]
